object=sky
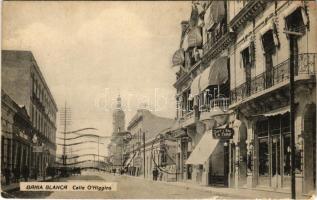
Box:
[2,1,191,158]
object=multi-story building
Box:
[125,108,174,177]
[171,1,233,186]
[1,91,33,176]
[227,0,316,195]
[171,0,316,196]
[2,50,58,176]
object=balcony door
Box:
[241,48,251,96]
[262,30,276,89]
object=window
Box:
[241,45,253,95]
[285,7,307,34]
[262,30,276,53]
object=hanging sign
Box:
[212,128,234,139]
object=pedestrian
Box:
[4,167,11,185]
[159,171,163,181]
[152,167,158,181]
[22,165,29,181]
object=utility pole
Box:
[284,29,302,199]
[59,102,71,167]
[98,136,100,171]
[290,34,297,200]
[143,132,146,179]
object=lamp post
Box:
[284,29,302,199]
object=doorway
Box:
[238,122,248,187]
[271,135,281,188]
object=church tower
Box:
[112,95,125,134]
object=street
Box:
[10,172,230,199]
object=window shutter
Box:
[301,7,309,27]
[249,41,255,68]
[272,22,280,47]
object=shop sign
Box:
[33,146,43,152]
[212,128,234,139]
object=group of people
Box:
[3,165,36,185]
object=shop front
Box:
[185,128,230,187]
[254,111,293,189]
[230,102,316,195]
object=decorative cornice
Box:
[230,0,267,32]
[202,32,236,64]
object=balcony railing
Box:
[200,97,230,113]
[183,110,194,120]
[231,53,316,104]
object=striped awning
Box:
[187,27,202,49]
[186,131,219,165]
[172,48,185,66]
[200,56,228,91]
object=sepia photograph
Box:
[1,0,316,199]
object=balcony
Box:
[199,97,230,121]
[230,53,316,106]
[181,110,195,127]
[229,0,267,31]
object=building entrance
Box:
[256,113,291,189]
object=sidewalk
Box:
[122,173,313,199]
[1,176,53,192]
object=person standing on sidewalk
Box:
[152,167,158,181]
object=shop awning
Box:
[253,106,290,117]
[172,48,185,66]
[200,56,228,91]
[190,75,201,96]
[187,26,203,49]
[185,132,219,165]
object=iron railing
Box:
[230,53,316,104]
[203,25,228,55]
[183,110,194,120]
[199,97,230,113]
